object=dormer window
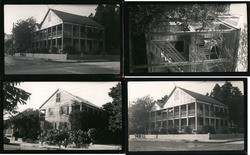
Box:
[56,93,61,102]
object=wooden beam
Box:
[131,59,229,69]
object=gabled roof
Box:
[39,88,103,110]
[47,9,104,28]
[178,87,227,107]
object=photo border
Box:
[125,78,247,155]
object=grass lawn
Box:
[129,140,244,151]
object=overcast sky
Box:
[4,5,97,34]
[128,81,244,105]
[10,82,119,113]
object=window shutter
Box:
[67,106,69,114]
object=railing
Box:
[57,45,62,49]
[181,111,186,117]
[86,32,103,39]
[197,110,203,116]
[149,117,155,122]
[188,109,195,116]
[168,113,174,119]
[205,111,209,116]
[156,115,161,121]
[174,112,179,118]
[52,32,57,37]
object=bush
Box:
[51,47,58,53]
[167,127,179,134]
[201,125,215,134]
[88,128,97,143]
[40,48,49,54]
[184,126,192,134]
[63,46,78,54]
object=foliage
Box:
[167,127,179,134]
[200,125,215,134]
[87,128,97,143]
[3,82,31,114]
[237,24,248,71]
[69,110,108,132]
[128,3,231,72]
[102,83,122,132]
[156,95,169,105]
[63,46,78,54]
[51,47,59,53]
[5,109,40,141]
[40,48,49,54]
[91,4,120,53]
[128,95,155,134]
[129,3,230,34]
[209,81,244,128]
[184,126,192,134]
[12,17,36,49]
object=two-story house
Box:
[149,86,229,133]
[32,9,105,53]
[141,15,242,72]
[39,89,106,130]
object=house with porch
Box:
[39,89,107,130]
[149,86,229,133]
[143,14,242,72]
[32,9,105,53]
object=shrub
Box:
[40,48,49,54]
[167,127,179,134]
[184,126,192,134]
[88,128,97,143]
[201,125,215,134]
[51,47,58,53]
[63,46,78,54]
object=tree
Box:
[3,82,31,114]
[209,81,244,128]
[128,95,155,134]
[128,3,230,72]
[102,83,122,132]
[12,17,36,52]
[5,109,40,141]
[91,4,120,54]
[69,110,108,131]
[157,95,168,104]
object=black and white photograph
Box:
[3,82,122,151]
[128,3,248,73]
[128,80,246,152]
[4,4,121,74]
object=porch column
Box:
[50,27,52,49]
[85,27,88,52]
[78,26,81,51]
[161,110,163,128]
[203,104,205,126]
[195,101,198,130]
[46,28,48,48]
[166,109,169,131]
[179,106,181,131]
[103,29,105,52]
[186,104,189,126]
[69,106,72,114]
[56,25,58,48]
[148,112,151,133]
[209,105,211,126]
[71,25,73,46]
[80,103,82,111]
[62,23,64,50]
[154,111,156,130]
[173,107,175,127]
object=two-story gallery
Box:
[31,9,105,53]
[149,86,229,133]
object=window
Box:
[56,93,61,102]
[99,29,104,34]
[60,106,69,115]
[48,108,53,115]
